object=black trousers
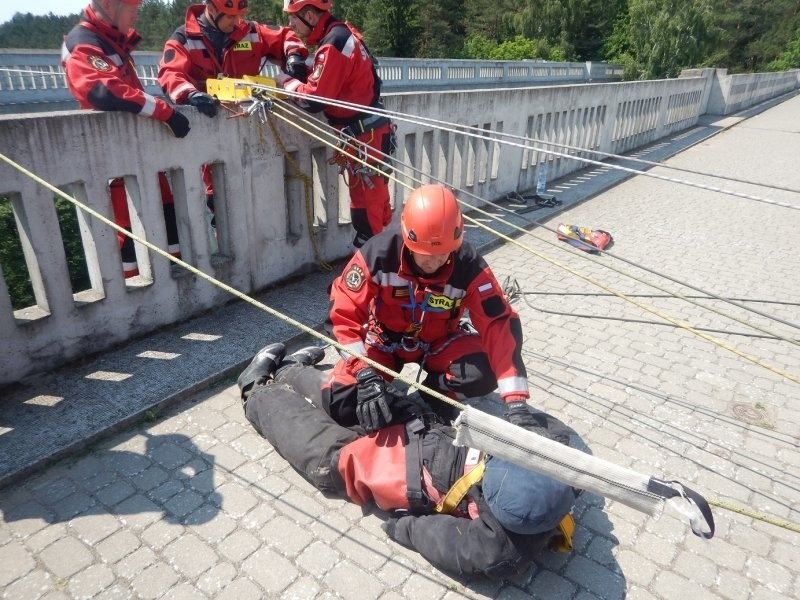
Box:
[244,366,358,494]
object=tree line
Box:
[0,0,798,79]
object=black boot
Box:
[274,345,327,382]
[285,345,326,366]
[238,343,286,402]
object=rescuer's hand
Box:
[505,400,541,430]
[285,53,308,82]
[165,110,190,138]
[355,367,394,433]
[188,91,218,118]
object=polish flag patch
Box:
[478,282,493,295]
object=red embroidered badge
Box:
[87,55,113,72]
[344,264,365,291]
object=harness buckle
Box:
[400,336,420,352]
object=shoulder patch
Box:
[87,55,112,72]
[310,60,324,81]
[344,264,366,291]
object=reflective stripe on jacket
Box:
[62,5,173,121]
[328,229,530,399]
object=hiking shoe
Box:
[284,345,326,367]
[237,343,286,395]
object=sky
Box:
[1,1,89,25]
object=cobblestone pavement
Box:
[1,96,799,599]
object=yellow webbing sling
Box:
[434,459,486,514]
[549,513,576,552]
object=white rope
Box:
[255,82,800,211]
[268,99,800,348]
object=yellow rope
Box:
[0,151,456,411]
[709,498,800,533]
[265,101,800,386]
[271,101,799,349]
[264,113,332,271]
[2,150,799,534]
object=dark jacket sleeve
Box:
[389,494,550,579]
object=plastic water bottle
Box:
[536,162,548,196]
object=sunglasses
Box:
[222,0,248,9]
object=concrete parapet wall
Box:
[703,68,800,115]
[0,72,783,386]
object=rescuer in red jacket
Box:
[279,0,395,248]
[237,347,576,579]
[62,0,189,277]
[158,0,309,228]
[324,184,540,432]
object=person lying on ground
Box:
[237,343,578,579]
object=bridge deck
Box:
[1,96,798,599]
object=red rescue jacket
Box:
[61,5,174,121]
[282,13,381,125]
[329,230,530,400]
[337,423,480,520]
[158,4,308,104]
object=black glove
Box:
[188,90,218,117]
[285,53,308,82]
[355,367,394,433]
[505,401,542,430]
[165,110,190,138]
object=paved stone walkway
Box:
[1,96,799,599]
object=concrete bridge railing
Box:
[0,50,623,114]
[0,68,798,386]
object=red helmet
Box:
[283,0,331,14]
[207,0,248,16]
[401,185,464,255]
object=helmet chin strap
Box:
[92,0,123,31]
[205,5,226,29]
[294,9,314,31]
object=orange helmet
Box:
[401,185,464,255]
[208,0,248,16]
[283,0,331,14]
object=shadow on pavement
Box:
[0,432,221,527]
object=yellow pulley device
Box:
[205,75,284,102]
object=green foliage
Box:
[0,197,35,310]
[464,34,567,62]
[491,36,538,61]
[0,196,91,310]
[766,30,800,71]
[360,0,418,57]
[0,12,79,48]
[0,0,798,76]
[463,34,497,60]
[54,198,92,296]
[712,0,800,72]
[603,0,720,79]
